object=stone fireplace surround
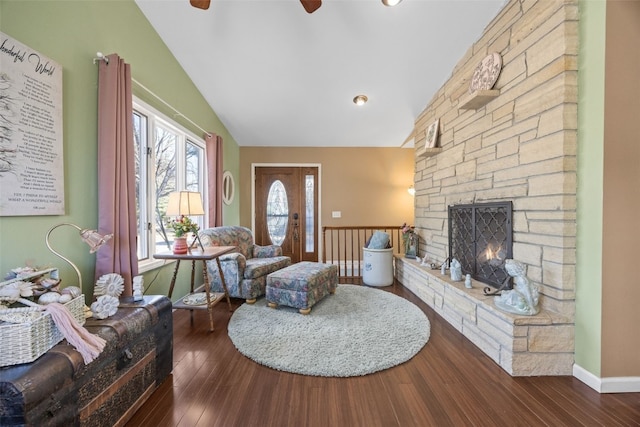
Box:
[406,0,579,376]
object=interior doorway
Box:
[253,165,320,263]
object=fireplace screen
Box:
[448,201,513,288]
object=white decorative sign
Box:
[0,32,64,216]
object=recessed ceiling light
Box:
[382,0,402,6]
[353,95,368,106]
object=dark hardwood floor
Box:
[127,281,640,427]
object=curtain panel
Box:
[95,54,137,296]
[206,133,223,227]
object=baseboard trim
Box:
[573,364,640,393]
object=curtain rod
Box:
[131,78,213,138]
[93,52,212,138]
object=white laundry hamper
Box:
[362,247,394,287]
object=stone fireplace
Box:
[399,0,578,376]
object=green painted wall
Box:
[0,0,239,301]
[575,0,606,377]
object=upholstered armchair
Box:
[199,226,291,303]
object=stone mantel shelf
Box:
[459,89,500,110]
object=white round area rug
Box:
[228,284,430,377]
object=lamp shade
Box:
[45,223,113,287]
[166,191,205,216]
[80,228,113,253]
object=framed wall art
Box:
[425,119,440,149]
[0,32,64,216]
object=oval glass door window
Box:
[266,180,288,246]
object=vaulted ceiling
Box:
[135,0,504,147]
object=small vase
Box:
[173,236,188,254]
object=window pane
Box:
[185,140,202,192]
[133,98,208,269]
[305,174,314,252]
[266,180,288,246]
[155,126,177,252]
[185,140,204,230]
[133,111,148,260]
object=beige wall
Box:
[239,147,415,232]
[601,0,640,377]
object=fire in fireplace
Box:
[448,201,513,288]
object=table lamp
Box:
[166,191,205,251]
[45,223,113,288]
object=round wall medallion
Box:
[469,52,502,93]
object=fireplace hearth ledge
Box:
[395,255,574,376]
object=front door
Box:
[255,167,318,263]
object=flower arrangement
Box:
[169,215,200,237]
[401,223,415,244]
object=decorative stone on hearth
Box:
[465,274,472,289]
[494,259,540,316]
[450,258,462,281]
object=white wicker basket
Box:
[0,295,86,367]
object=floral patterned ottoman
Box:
[266,262,338,314]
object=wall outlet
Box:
[332,211,341,218]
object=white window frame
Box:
[134,97,207,272]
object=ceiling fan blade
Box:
[300,0,321,14]
[190,0,211,10]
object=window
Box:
[133,98,206,271]
[305,174,314,252]
[266,180,288,246]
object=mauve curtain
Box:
[205,133,223,227]
[95,54,137,296]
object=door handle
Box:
[293,213,299,241]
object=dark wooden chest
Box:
[0,295,173,427]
